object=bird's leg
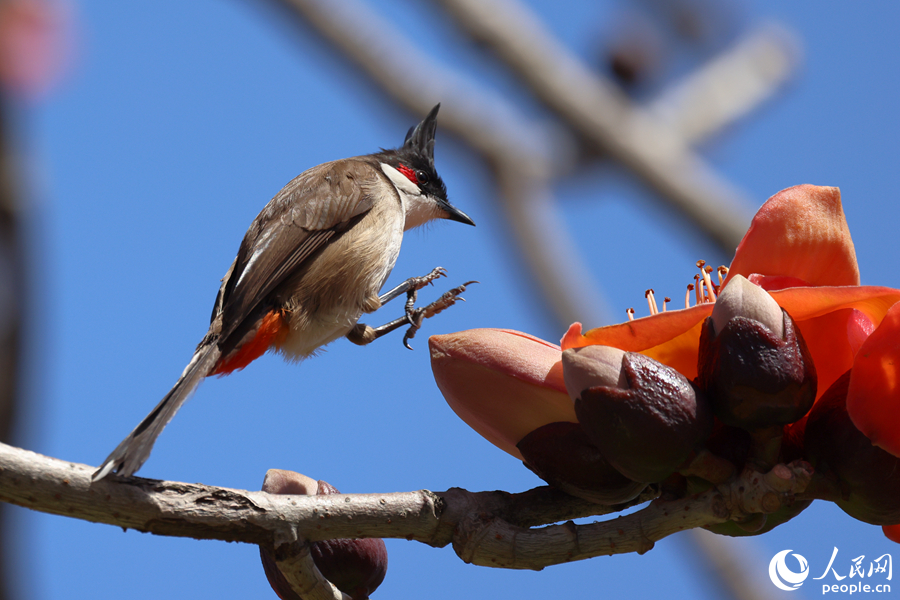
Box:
[346,275,477,349]
[376,266,447,306]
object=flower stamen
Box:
[694,260,716,303]
[717,265,729,288]
[629,260,726,317]
[645,289,658,315]
[702,265,717,300]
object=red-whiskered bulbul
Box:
[93,104,474,481]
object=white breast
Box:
[277,183,406,360]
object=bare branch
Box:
[0,442,445,546]
[450,463,812,569]
[437,0,756,251]
[274,546,349,600]
[0,441,812,573]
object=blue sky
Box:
[8,1,900,599]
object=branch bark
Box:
[0,441,813,573]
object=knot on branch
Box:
[718,460,813,519]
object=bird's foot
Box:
[401,281,477,349]
[346,276,477,348]
[377,266,447,306]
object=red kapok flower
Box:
[430,184,900,535]
[562,185,900,399]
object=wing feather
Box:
[216,159,380,337]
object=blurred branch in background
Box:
[259,0,802,599]
[644,24,799,146]
[0,1,72,599]
[437,0,760,249]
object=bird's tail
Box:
[92,343,222,481]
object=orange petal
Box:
[847,301,900,457]
[791,308,873,399]
[562,286,900,385]
[563,305,714,380]
[429,329,576,459]
[727,185,860,287]
[771,286,900,327]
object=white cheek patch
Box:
[381,163,444,230]
[404,196,444,230]
[381,163,422,197]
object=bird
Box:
[93,104,474,481]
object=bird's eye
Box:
[415,170,429,185]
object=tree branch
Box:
[0,440,812,573]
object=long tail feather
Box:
[92,343,222,481]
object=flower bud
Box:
[805,372,900,526]
[259,470,388,600]
[562,345,627,398]
[517,421,646,505]
[429,329,574,459]
[711,275,784,339]
[699,276,817,430]
[571,351,712,483]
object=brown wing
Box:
[215,158,380,338]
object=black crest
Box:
[402,104,440,169]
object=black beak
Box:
[441,202,475,226]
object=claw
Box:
[413,266,447,291]
[354,277,477,349]
[403,332,416,350]
[399,281,479,349]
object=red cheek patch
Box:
[397,164,418,184]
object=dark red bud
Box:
[704,420,752,471]
[517,421,647,504]
[804,371,900,526]
[698,308,816,430]
[259,472,388,600]
[575,352,712,483]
